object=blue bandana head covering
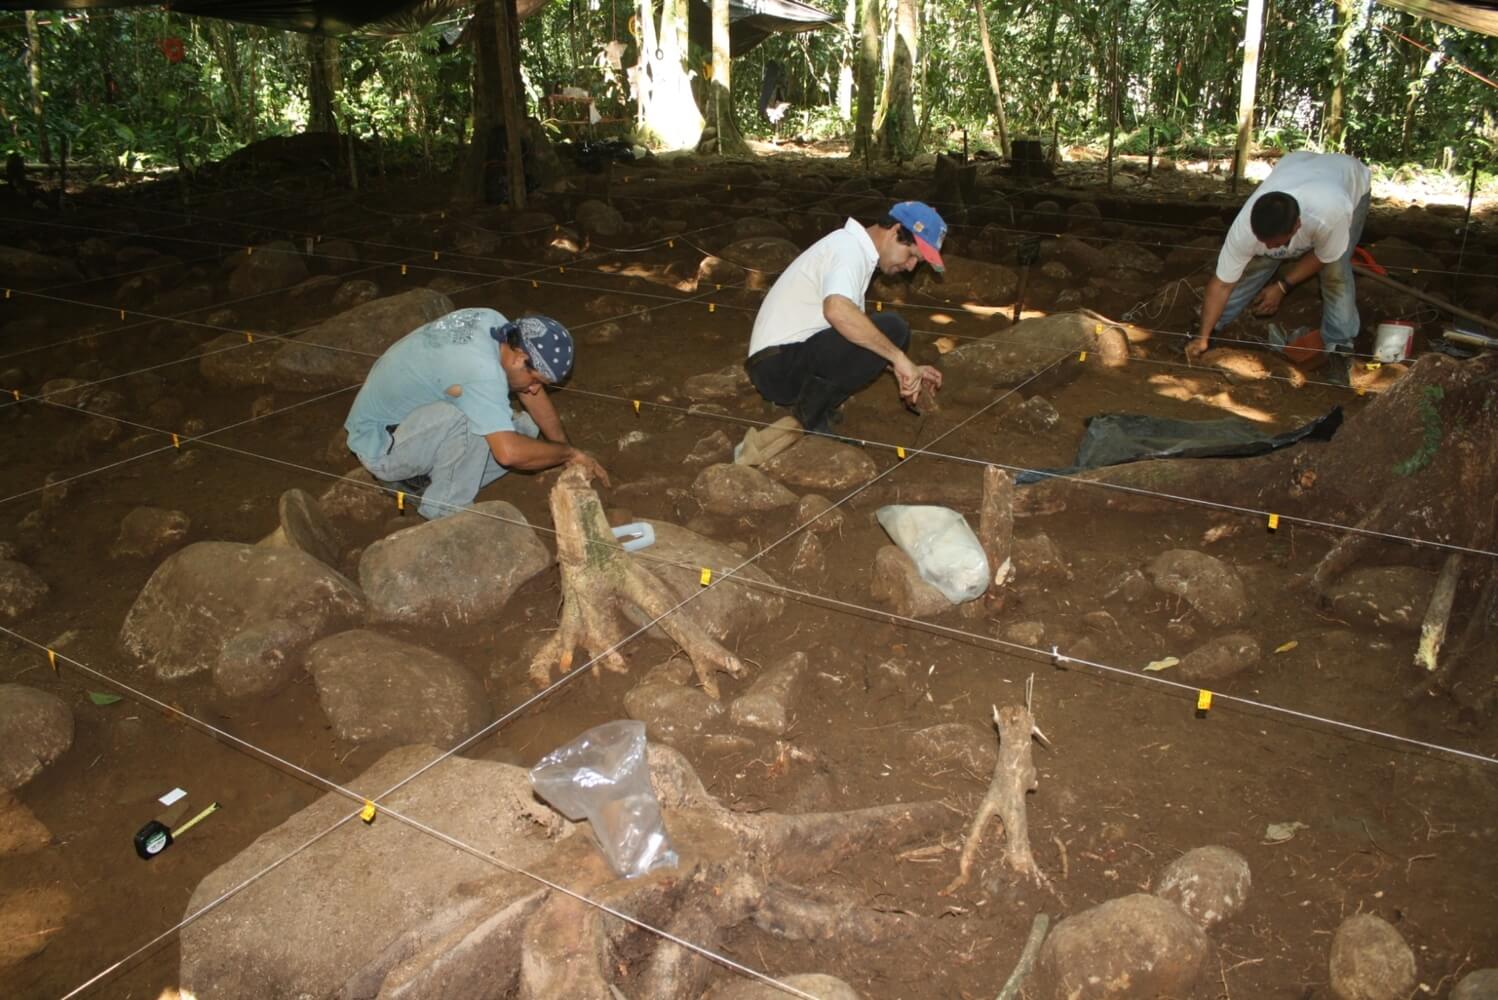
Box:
[494,315,575,382]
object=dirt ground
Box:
[2,147,1497,999]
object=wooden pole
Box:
[1106,7,1119,189]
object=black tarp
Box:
[1015,408,1344,485]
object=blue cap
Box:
[888,201,947,272]
[494,315,575,382]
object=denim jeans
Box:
[360,401,539,521]
[1217,192,1370,352]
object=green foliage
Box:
[1394,386,1446,478]
[1,1,1494,177]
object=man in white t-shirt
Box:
[745,201,947,433]
[344,309,609,520]
[1185,151,1371,383]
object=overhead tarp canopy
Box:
[1377,0,1498,37]
[0,0,835,45]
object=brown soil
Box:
[2,150,1497,999]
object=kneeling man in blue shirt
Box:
[344,308,610,520]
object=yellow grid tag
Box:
[246,246,253,255]
[1267,513,1280,531]
[10,389,19,401]
[559,265,566,274]
[1196,690,1212,712]
[360,801,377,823]
[120,309,126,320]
[699,568,712,586]
[396,491,406,512]
[47,649,57,674]
[171,433,181,448]
[668,240,675,248]
[875,301,883,312]
[632,400,641,415]
[401,264,408,275]
[1356,387,1366,396]
[531,280,538,288]
[1365,361,1381,371]
[432,251,440,261]
[1078,351,1088,362]
[897,446,907,459]
[3,289,9,299]
[708,303,715,313]
[245,332,254,343]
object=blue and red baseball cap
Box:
[889,201,947,272]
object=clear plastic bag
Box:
[876,504,990,603]
[528,720,678,878]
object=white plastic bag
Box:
[876,504,990,603]
[529,720,678,878]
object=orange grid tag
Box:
[1267,513,1280,531]
[360,801,377,823]
[1196,690,1213,713]
[699,568,712,586]
[47,649,57,674]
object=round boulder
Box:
[691,464,797,515]
[1328,913,1416,1000]
[1155,845,1250,930]
[702,973,861,1000]
[308,630,492,746]
[1148,550,1249,627]
[1324,566,1434,634]
[762,437,876,492]
[111,506,191,559]
[0,561,48,623]
[1177,633,1261,682]
[0,684,73,791]
[576,199,625,237]
[1033,893,1208,999]
[1452,969,1498,1000]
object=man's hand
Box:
[893,355,941,404]
[1184,335,1211,362]
[1250,282,1286,316]
[567,448,611,487]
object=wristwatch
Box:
[1276,277,1293,296]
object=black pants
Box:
[746,312,911,407]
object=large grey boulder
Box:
[942,310,1128,385]
[0,685,73,792]
[120,542,366,680]
[1324,566,1434,633]
[212,618,309,700]
[1452,969,1498,1000]
[1328,913,1416,1000]
[632,520,784,640]
[871,545,955,619]
[1155,846,1250,930]
[692,464,797,515]
[576,199,625,237]
[716,237,801,289]
[1177,633,1261,682]
[701,974,861,1000]
[359,500,549,625]
[270,288,453,391]
[0,245,83,287]
[1032,893,1209,999]
[0,561,48,623]
[911,255,1019,305]
[683,364,751,401]
[179,745,581,999]
[624,658,724,743]
[308,630,492,745]
[199,333,280,388]
[1148,550,1249,627]
[762,437,876,492]
[729,651,806,735]
[228,241,308,298]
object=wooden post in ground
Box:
[494,0,527,209]
[1231,0,1266,194]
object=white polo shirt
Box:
[748,218,877,356]
[1215,152,1372,283]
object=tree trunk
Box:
[877,0,919,161]
[1106,5,1120,188]
[709,0,748,154]
[457,0,502,202]
[1231,0,1265,193]
[851,0,880,166]
[1325,0,1355,151]
[495,0,527,209]
[837,0,855,120]
[307,35,341,135]
[25,12,51,165]
[636,0,704,150]
[973,0,1010,159]
[1400,20,1442,161]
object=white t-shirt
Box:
[748,218,877,355]
[1215,152,1372,283]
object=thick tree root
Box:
[528,464,745,697]
[944,704,1048,894]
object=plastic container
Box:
[529,720,678,878]
[611,522,655,552]
[1374,321,1415,363]
[875,505,990,604]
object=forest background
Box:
[2,0,1496,192]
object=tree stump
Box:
[528,465,746,698]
